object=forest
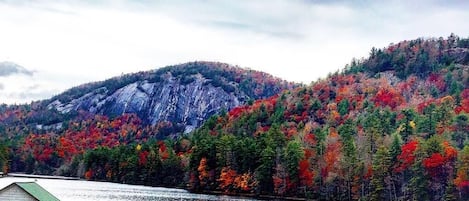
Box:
[0,35,468,200]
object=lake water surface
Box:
[0,177,257,201]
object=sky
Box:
[0,0,468,104]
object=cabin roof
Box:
[0,182,60,201]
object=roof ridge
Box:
[13,181,60,201]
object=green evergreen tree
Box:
[146,147,162,186]
[216,134,236,168]
[399,109,416,141]
[266,123,286,148]
[364,108,382,156]
[389,133,402,201]
[381,108,397,135]
[371,146,391,201]
[389,133,402,162]
[284,140,303,187]
[161,148,184,186]
[338,99,349,116]
[0,141,8,172]
[409,145,429,201]
[310,99,321,112]
[452,114,468,149]
[256,146,275,193]
[339,119,358,200]
[417,103,437,137]
[434,97,455,129]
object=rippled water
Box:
[0,177,257,201]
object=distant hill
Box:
[345,34,469,78]
[0,61,296,135]
[45,61,296,133]
[0,61,296,174]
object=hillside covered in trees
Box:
[0,35,468,200]
[0,62,295,175]
[183,35,469,200]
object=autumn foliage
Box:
[395,140,418,172]
[0,35,468,199]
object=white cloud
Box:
[0,0,468,104]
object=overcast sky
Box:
[0,0,468,104]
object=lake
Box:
[0,177,257,201]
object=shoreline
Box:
[6,173,80,180]
[194,190,310,201]
[3,173,310,200]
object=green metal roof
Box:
[15,182,60,201]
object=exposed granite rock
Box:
[47,62,296,133]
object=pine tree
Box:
[371,146,391,201]
[389,133,402,163]
[381,108,397,136]
[338,99,349,116]
[434,96,455,132]
[399,109,416,142]
[267,123,286,148]
[452,114,468,149]
[364,109,382,157]
[256,146,275,193]
[409,145,428,201]
[146,146,162,185]
[0,142,8,173]
[417,103,437,137]
[339,119,358,200]
[284,140,303,189]
[389,133,402,200]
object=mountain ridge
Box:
[10,61,297,134]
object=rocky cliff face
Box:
[46,62,295,133]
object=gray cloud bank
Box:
[0,61,34,77]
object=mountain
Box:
[0,61,296,136]
[45,61,296,133]
[0,61,296,174]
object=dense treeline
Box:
[82,141,186,187]
[188,94,468,200]
[345,34,469,79]
[9,113,184,175]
